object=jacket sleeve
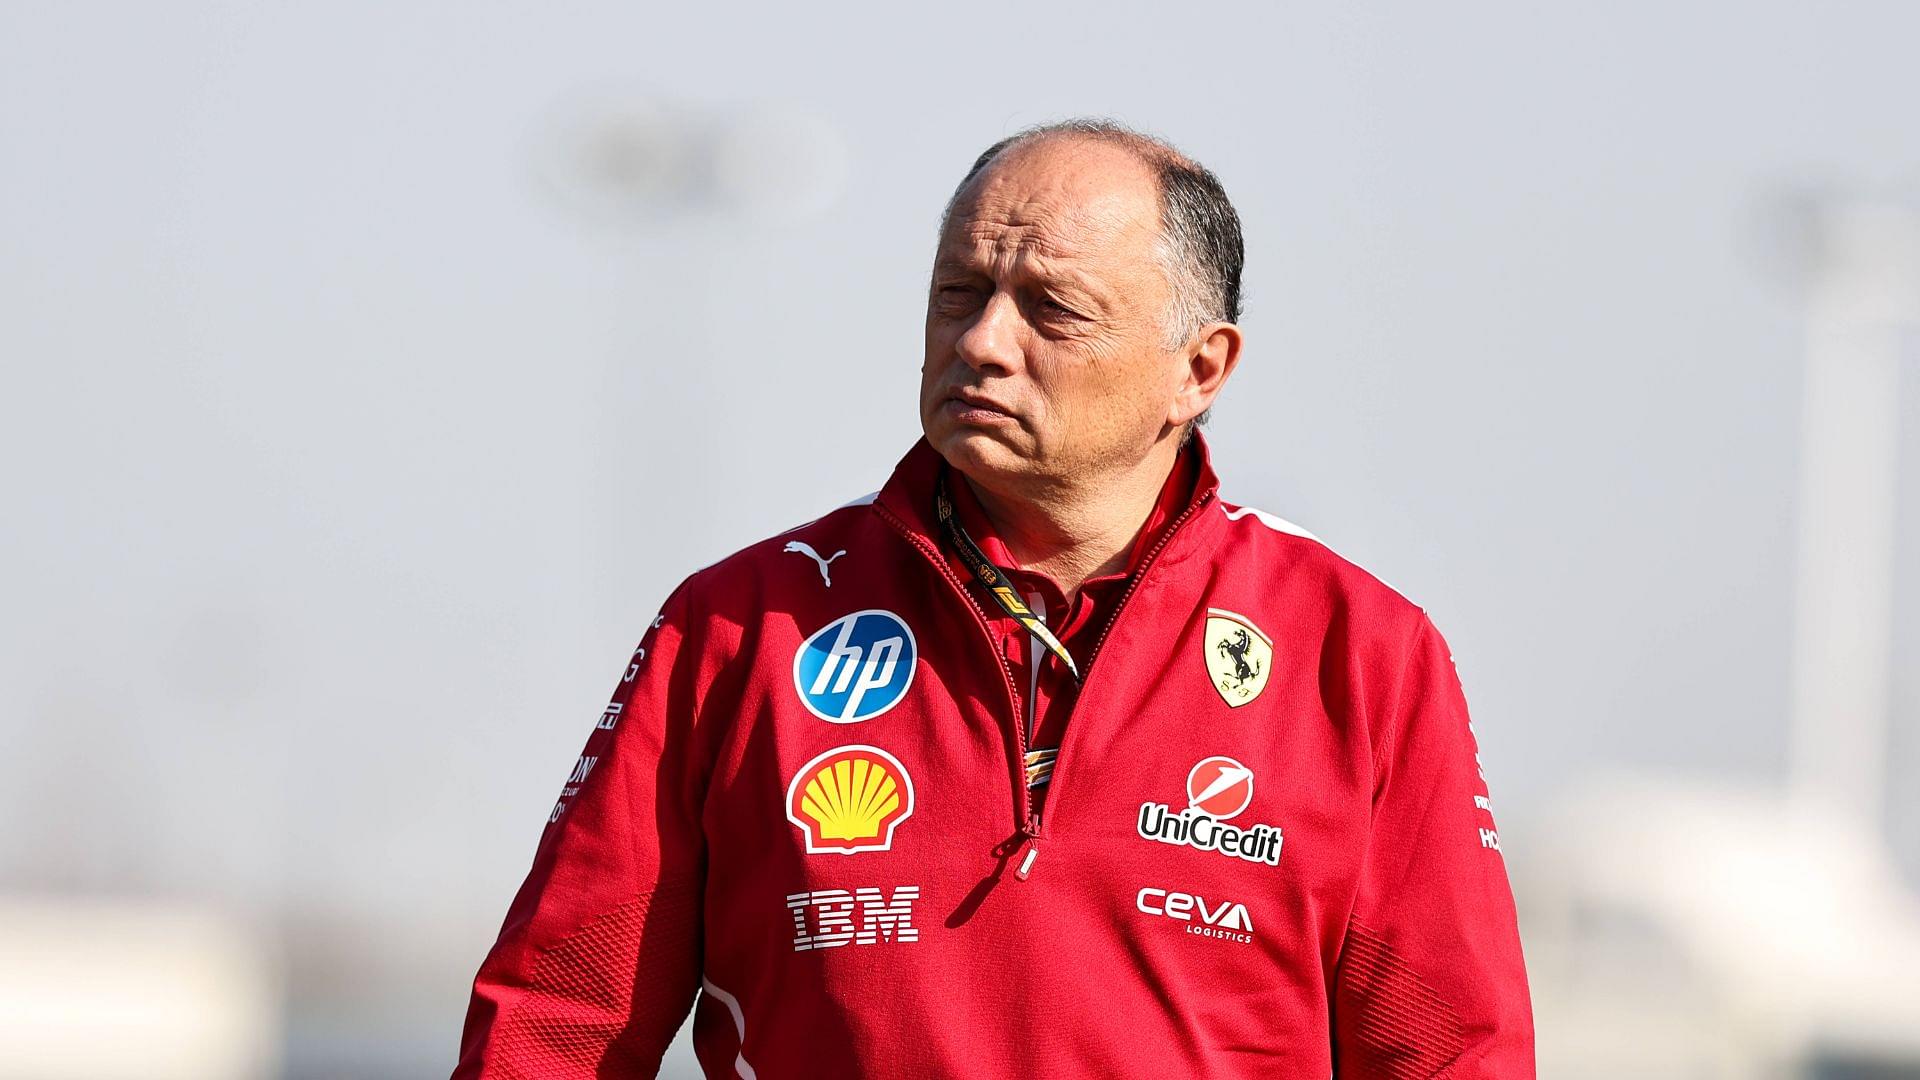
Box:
[451,579,708,1079]
[1332,612,1535,1079]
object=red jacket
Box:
[453,433,1535,1078]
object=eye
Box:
[932,284,984,315]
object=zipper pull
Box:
[1013,813,1042,881]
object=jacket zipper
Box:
[873,503,1039,869]
[874,487,1217,881]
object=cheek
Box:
[920,323,956,385]
[1065,354,1164,430]
[1022,369,1109,455]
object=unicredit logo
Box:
[1187,756,1254,818]
[1137,755,1284,868]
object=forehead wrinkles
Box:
[944,189,1154,285]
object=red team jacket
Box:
[453,433,1535,1078]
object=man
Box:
[452,118,1534,1078]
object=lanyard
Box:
[933,468,1082,685]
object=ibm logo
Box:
[785,886,920,951]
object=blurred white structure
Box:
[0,900,280,1080]
[1527,776,1920,1078]
[1525,200,1920,1079]
[1789,200,1920,831]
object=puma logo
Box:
[783,541,847,588]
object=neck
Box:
[961,438,1184,602]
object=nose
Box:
[953,289,1025,376]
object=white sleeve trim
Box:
[1221,501,1321,541]
[700,976,758,1079]
[1219,500,1412,605]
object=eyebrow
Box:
[931,255,1111,309]
[931,257,980,277]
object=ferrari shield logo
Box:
[1204,608,1273,707]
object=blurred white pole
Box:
[1789,201,1920,831]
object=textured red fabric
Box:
[1335,919,1467,1078]
[451,432,1535,1078]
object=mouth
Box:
[941,388,1019,425]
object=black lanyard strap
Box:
[933,468,1082,685]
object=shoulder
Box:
[1211,495,1427,632]
[659,490,899,624]
[1210,497,1464,764]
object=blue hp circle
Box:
[793,609,918,723]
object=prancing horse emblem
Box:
[784,541,848,588]
[1219,629,1260,685]
[1202,608,1273,707]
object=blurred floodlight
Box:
[531,90,847,227]
[1805,199,1920,320]
[710,105,848,223]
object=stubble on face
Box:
[920,137,1181,496]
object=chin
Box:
[926,423,1030,482]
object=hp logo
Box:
[793,610,917,723]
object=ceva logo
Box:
[1136,887,1255,943]
[793,610,917,723]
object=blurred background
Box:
[3,2,1918,1077]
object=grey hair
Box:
[937,118,1244,430]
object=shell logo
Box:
[785,745,915,855]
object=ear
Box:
[1168,321,1243,427]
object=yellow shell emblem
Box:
[785,745,915,854]
[1204,607,1274,707]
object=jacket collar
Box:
[871,431,1225,575]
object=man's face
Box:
[920,138,1188,490]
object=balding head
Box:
[920,119,1245,498]
[940,119,1245,356]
